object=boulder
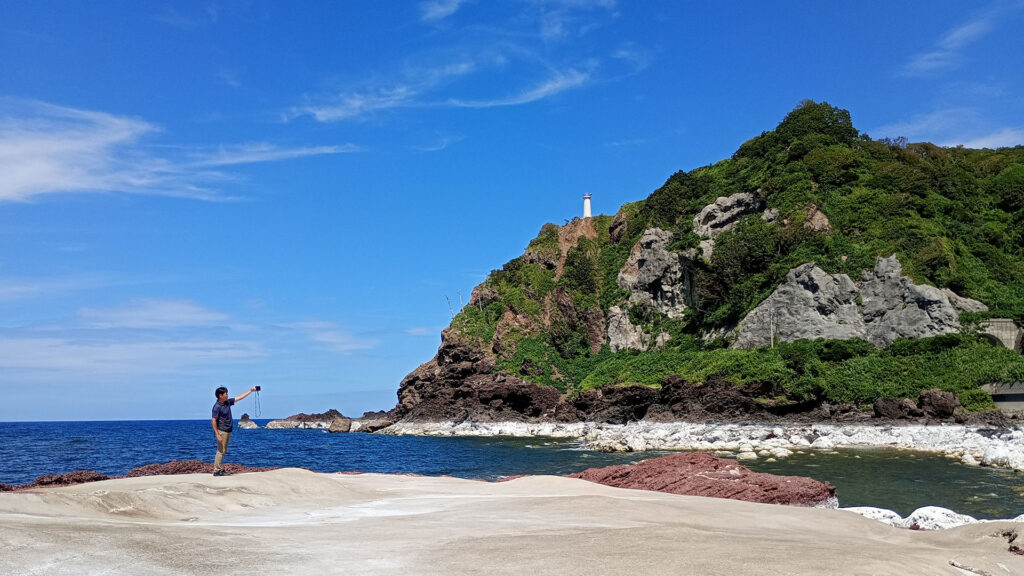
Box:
[329,416,352,433]
[351,416,395,433]
[918,389,960,419]
[901,506,978,530]
[617,227,697,319]
[569,452,836,506]
[873,397,923,420]
[693,192,762,260]
[841,507,904,527]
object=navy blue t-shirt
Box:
[212,398,235,432]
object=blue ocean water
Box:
[1,420,1021,520]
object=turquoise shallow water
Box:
[1,420,1021,519]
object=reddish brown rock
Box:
[569,452,836,506]
[125,460,278,477]
[17,470,110,490]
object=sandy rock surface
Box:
[1,469,1023,575]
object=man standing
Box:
[211,386,258,476]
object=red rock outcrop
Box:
[4,461,278,492]
[125,460,278,477]
[569,452,836,506]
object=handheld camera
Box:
[255,385,261,391]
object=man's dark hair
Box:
[215,387,228,398]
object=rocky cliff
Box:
[391,101,1024,423]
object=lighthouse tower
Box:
[583,193,592,218]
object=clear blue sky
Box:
[2,1,1023,421]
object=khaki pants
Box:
[214,431,232,472]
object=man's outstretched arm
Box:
[233,387,258,402]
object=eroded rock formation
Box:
[617,227,697,319]
[733,255,987,349]
[693,192,762,260]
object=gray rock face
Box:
[733,264,864,348]
[606,306,670,352]
[607,306,650,352]
[693,192,762,260]
[734,255,979,349]
[617,227,696,319]
[859,256,961,347]
[942,288,988,313]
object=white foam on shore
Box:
[381,420,1024,472]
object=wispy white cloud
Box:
[872,107,1024,149]
[413,134,465,152]
[604,137,648,148]
[191,142,360,166]
[0,275,111,302]
[534,0,618,42]
[873,108,977,141]
[286,321,379,353]
[77,299,230,329]
[0,337,264,376]
[405,327,435,336]
[291,86,419,122]
[0,99,349,202]
[902,3,1024,75]
[949,128,1024,149]
[420,0,470,22]
[447,67,590,108]
[289,60,479,122]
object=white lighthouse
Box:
[583,193,592,218]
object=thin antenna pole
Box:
[445,295,455,320]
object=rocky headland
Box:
[260,409,395,433]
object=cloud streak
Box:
[873,107,1024,149]
[902,3,1024,75]
[447,68,589,108]
[77,299,231,329]
[0,99,351,202]
[420,0,470,22]
[286,321,379,354]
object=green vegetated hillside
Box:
[453,101,1024,411]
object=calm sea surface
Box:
[1,420,1021,520]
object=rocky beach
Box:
[382,419,1024,471]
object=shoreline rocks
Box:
[380,419,1024,472]
[842,505,1024,531]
